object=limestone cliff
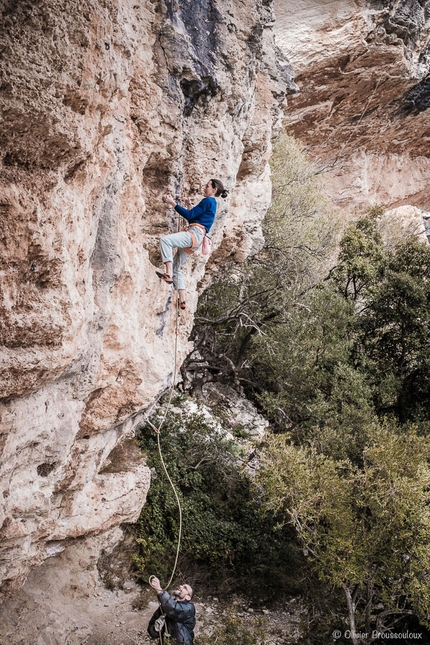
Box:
[0,0,294,604]
[274,0,430,211]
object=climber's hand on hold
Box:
[162,194,176,207]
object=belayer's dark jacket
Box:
[148,591,195,644]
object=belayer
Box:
[148,576,196,645]
[156,179,228,309]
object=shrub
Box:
[133,402,303,599]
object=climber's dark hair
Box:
[210,179,228,199]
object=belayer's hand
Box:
[150,576,163,593]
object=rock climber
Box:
[148,576,196,645]
[156,179,228,309]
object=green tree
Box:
[358,239,430,422]
[249,284,374,455]
[329,216,430,424]
[256,424,430,643]
[330,216,386,301]
[184,133,338,396]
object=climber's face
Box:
[203,181,217,198]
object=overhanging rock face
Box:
[0,0,294,603]
[274,0,430,209]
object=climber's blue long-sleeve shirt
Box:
[175,197,217,233]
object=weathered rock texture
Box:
[0,528,140,645]
[0,0,294,614]
[274,0,430,211]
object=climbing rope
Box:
[147,206,184,592]
[147,303,182,590]
[147,413,183,589]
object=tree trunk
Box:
[365,581,373,635]
[343,584,359,645]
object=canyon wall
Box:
[0,0,293,621]
[274,0,430,212]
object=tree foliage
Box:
[250,284,374,451]
[133,403,302,598]
[357,239,430,422]
[330,216,386,301]
[256,423,430,638]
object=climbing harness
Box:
[183,231,198,255]
[186,222,212,257]
[184,223,206,255]
[189,222,212,256]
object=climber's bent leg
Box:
[160,231,193,264]
[160,228,203,296]
[159,232,192,282]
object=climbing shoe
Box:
[179,301,186,310]
[156,271,173,284]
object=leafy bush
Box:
[133,403,303,599]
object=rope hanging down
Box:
[147,375,182,590]
[147,208,184,590]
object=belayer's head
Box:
[204,179,228,199]
[173,583,193,601]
